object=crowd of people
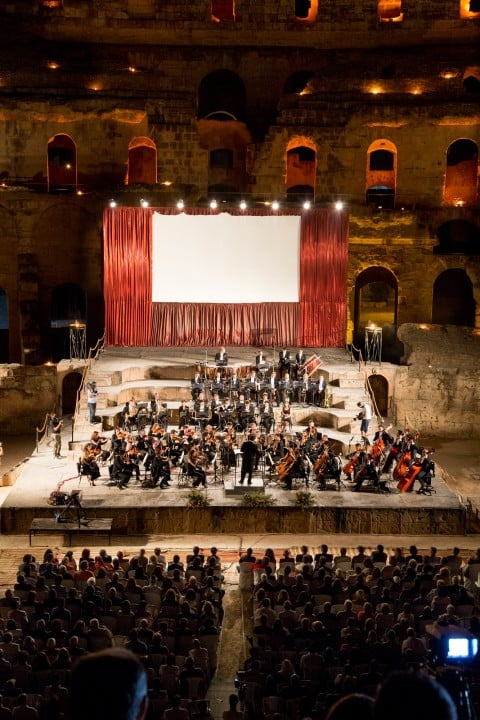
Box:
[236,542,480,719]
[0,545,225,720]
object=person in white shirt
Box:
[356,401,372,443]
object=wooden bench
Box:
[29,518,113,546]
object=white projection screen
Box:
[152,212,301,303]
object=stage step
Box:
[224,475,265,495]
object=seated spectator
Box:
[374,671,457,720]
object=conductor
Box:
[239,434,257,486]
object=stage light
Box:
[271,200,280,211]
[109,199,117,208]
[76,190,83,196]
[239,200,247,211]
[303,200,311,210]
[176,200,185,209]
[140,199,149,208]
[210,199,217,209]
[334,201,344,211]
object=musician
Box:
[211,371,224,399]
[280,398,292,432]
[416,449,435,494]
[194,399,210,433]
[255,350,269,373]
[308,421,320,443]
[316,374,328,407]
[150,392,161,416]
[240,433,258,485]
[260,400,274,434]
[215,346,228,370]
[229,371,241,401]
[178,400,191,429]
[191,372,204,401]
[373,424,394,446]
[188,443,207,488]
[295,349,307,380]
[245,369,260,401]
[278,347,291,379]
[279,372,292,404]
[89,431,110,462]
[150,447,171,489]
[278,445,297,490]
[344,443,366,482]
[81,446,101,486]
[210,393,223,428]
[117,454,137,489]
[382,429,406,474]
[353,452,379,492]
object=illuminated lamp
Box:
[109,199,117,208]
[140,199,149,208]
[239,200,247,210]
[271,200,280,210]
[209,199,218,209]
[334,201,344,211]
[303,200,311,210]
[176,200,185,209]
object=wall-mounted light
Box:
[109,199,117,208]
[140,199,149,208]
[334,201,344,211]
[239,200,247,211]
[271,200,280,211]
[176,200,185,210]
[209,199,217,209]
[303,200,311,210]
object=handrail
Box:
[35,410,54,453]
[364,371,384,425]
[71,331,106,443]
[347,342,365,371]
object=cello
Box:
[397,461,422,492]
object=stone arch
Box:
[463,66,480,91]
[354,266,398,358]
[283,71,315,95]
[460,0,480,19]
[62,371,83,415]
[50,283,87,362]
[378,0,403,22]
[0,286,9,363]
[126,136,157,186]
[432,269,475,327]
[286,137,317,200]
[197,116,252,198]
[198,70,246,121]
[47,133,77,193]
[366,139,397,209]
[434,219,480,255]
[443,138,479,207]
[211,0,235,22]
[368,373,389,417]
[294,0,318,23]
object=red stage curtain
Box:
[103,207,349,347]
[298,209,349,347]
[103,207,153,345]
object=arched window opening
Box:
[211,0,235,22]
[366,140,397,209]
[294,0,318,23]
[0,287,9,363]
[198,115,251,198]
[378,0,403,22]
[40,0,63,7]
[126,136,157,186]
[210,149,234,170]
[432,269,475,327]
[47,133,77,193]
[434,220,479,255]
[198,71,246,122]
[368,374,389,417]
[460,0,480,18]
[286,140,317,201]
[208,149,238,199]
[463,67,480,91]
[354,266,399,362]
[283,72,315,96]
[443,138,479,207]
[51,283,86,328]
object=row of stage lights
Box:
[108,198,345,211]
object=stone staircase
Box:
[74,356,371,455]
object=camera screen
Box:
[447,637,478,659]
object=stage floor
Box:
[0,347,469,537]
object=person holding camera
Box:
[355,401,372,443]
[50,414,64,459]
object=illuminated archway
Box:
[294,0,318,23]
[460,0,480,19]
[354,266,399,360]
[47,133,77,193]
[432,269,475,326]
[366,139,397,209]
[127,136,157,186]
[211,0,235,22]
[378,0,403,22]
[286,137,317,200]
[443,138,478,207]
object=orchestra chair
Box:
[77,458,94,487]
[177,457,196,488]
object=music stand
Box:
[365,326,382,365]
[55,490,87,527]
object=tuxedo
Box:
[215,351,228,368]
[278,349,291,378]
[316,377,327,406]
[256,353,268,370]
[295,351,307,379]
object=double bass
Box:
[397,461,422,492]
[277,450,296,482]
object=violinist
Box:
[343,443,364,482]
[202,424,217,464]
[260,399,274,434]
[194,398,210,432]
[188,443,207,488]
[89,431,110,462]
[353,451,379,492]
[81,446,101,486]
[117,454,136,489]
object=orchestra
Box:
[75,348,436,499]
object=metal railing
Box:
[36,411,54,453]
[71,331,106,443]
